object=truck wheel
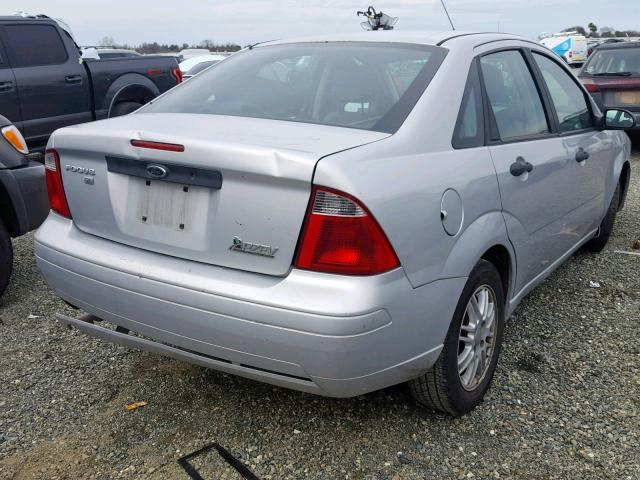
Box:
[110,101,142,117]
[409,260,505,416]
[583,182,620,253]
[0,219,13,297]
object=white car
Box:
[179,54,227,78]
[179,48,212,60]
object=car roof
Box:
[0,15,57,22]
[261,31,529,48]
[595,41,640,50]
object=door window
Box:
[480,50,549,141]
[4,24,68,67]
[532,52,593,133]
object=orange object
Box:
[1,125,28,154]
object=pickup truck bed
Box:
[0,16,181,151]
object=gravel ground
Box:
[1,139,639,480]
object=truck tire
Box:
[583,182,620,253]
[409,260,505,416]
[110,101,143,117]
[0,219,13,297]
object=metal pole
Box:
[440,0,455,30]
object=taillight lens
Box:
[1,125,28,154]
[44,149,71,218]
[171,67,183,84]
[582,79,599,93]
[294,186,399,276]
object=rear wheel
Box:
[583,182,620,253]
[409,260,505,415]
[0,219,13,297]
[110,101,142,117]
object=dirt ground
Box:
[1,139,639,480]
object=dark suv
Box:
[579,42,640,130]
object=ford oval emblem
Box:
[146,164,168,179]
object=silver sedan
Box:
[35,31,635,415]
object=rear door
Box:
[0,34,21,127]
[530,50,612,232]
[1,22,92,150]
[479,47,584,296]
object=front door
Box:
[479,49,585,297]
[530,51,614,234]
[0,38,20,127]
[0,22,92,151]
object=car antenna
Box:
[357,6,398,31]
[440,0,456,30]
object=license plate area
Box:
[138,179,192,230]
[615,90,640,105]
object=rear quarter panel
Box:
[314,44,514,292]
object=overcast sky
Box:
[2,0,637,46]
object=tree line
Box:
[563,23,640,38]
[97,36,241,53]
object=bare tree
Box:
[98,35,116,47]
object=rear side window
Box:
[453,62,484,149]
[480,50,549,141]
[532,53,593,133]
[4,24,68,67]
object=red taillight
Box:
[130,139,185,152]
[171,67,183,84]
[44,149,71,219]
[582,79,599,93]
[294,186,399,276]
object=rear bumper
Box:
[35,214,466,397]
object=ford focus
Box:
[35,31,635,415]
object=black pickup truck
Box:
[0,15,182,151]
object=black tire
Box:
[583,182,620,253]
[110,101,142,117]
[409,260,505,416]
[0,219,13,297]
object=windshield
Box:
[144,42,446,133]
[584,48,640,76]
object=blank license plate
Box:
[137,180,191,230]
[615,91,640,105]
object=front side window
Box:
[4,24,68,67]
[480,50,549,141]
[533,52,593,133]
[144,42,447,133]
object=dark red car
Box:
[579,41,640,130]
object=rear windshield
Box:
[584,48,640,76]
[144,42,447,133]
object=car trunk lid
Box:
[587,76,640,111]
[51,113,388,276]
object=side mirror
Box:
[601,109,636,130]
